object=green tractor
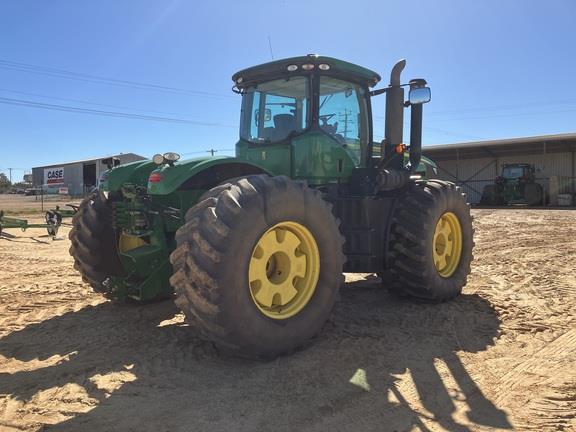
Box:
[480,163,544,206]
[69,55,474,358]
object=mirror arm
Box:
[369,87,388,97]
[408,80,426,172]
[370,82,415,97]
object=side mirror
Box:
[408,87,431,105]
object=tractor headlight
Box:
[163,152,180,162]
[152,154,165,165]
[286,64,298,72]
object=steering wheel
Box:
[319,114,336,125]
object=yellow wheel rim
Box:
[248,221,320,320]
[433,212,463,278]
[118,233,147,252]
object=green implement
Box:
[0,210,62,237]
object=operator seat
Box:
[273,114,297,140]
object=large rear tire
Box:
[170,175,345,359]
[480,185,497,205]
[69,192,123,294]
[524,183,543,206]
[383,180,474,302]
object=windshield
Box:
[318,77,368,165]
[240,76,309,144]
[502,166,526,179]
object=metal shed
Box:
[32,153,146,197]
[422,133,576,205]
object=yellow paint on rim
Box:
[248,221,320,320]
[433,212,463,278]
[118,233,147,252]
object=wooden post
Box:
[549,176,559,206]
[571,147,576,195]
[456,148,460,184]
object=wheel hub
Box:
[433,212,463,278]
[249,221,320,319]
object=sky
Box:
[1,0,575,182]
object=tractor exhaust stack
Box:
[384,59,406,169]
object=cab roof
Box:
[232,55,381,88]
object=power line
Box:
[421,126,483,140]
[425,98,576,117]
[373,117,482,141]
[0,96,238,128]
[0,58,236,99]
[180,148,235,156]
[0,87,201,118]
[423,108,576,123]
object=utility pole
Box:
[207,149,218,156]
[267,36,275,60]
[338,109,354,139]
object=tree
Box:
[0,173,11,193]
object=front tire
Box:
[69,192,123,293]
[383,180,474,302]
[170,175,345,358]
[480,185,497,205]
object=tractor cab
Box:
[500,163,535,182]
[232,55,430,185]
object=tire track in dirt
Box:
[494,329,576,431]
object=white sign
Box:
[44,167,64,185]
[58,187,69,195]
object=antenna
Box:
[267,36,275,60]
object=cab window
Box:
[502,166,526,179]
[318,77,368,165]
[240,77,309,144]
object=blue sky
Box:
[1,0,575,182]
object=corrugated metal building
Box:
[422,133,576,205]
[32,153,146,197]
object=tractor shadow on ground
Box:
[0,277,511,431]
[0,231,51,243]
[0,231,16,239]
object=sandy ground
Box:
[0,209,575,432]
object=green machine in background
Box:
[480,163,544,206]
[70,55,473,358]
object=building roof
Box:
[32,153,146,169]
[423,133,576,160]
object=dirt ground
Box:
[0,209,575,432]
[0,195,80,215]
